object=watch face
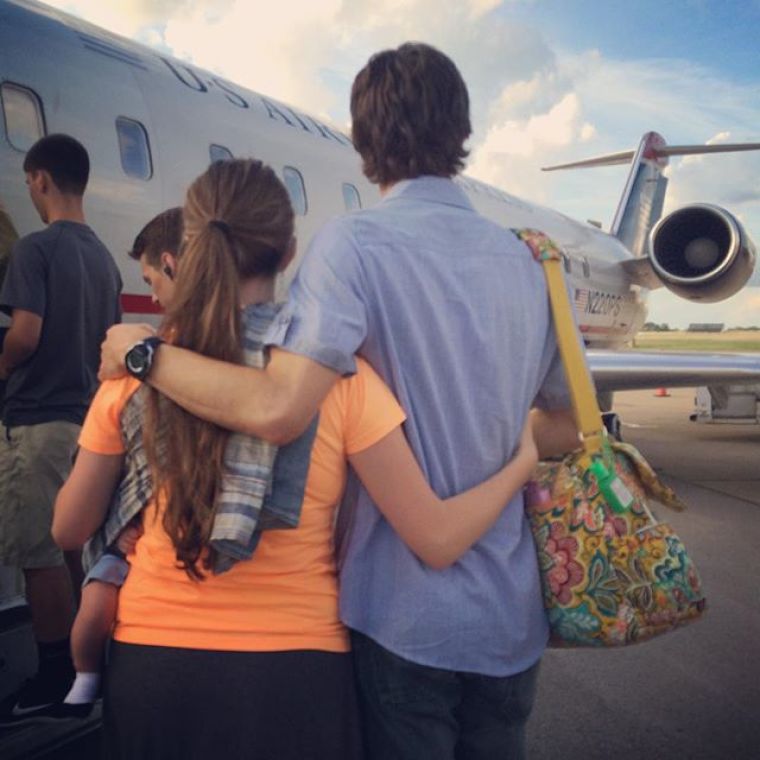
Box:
[126,343,150,376]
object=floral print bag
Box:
[516,229,706,647]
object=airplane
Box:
[2,0,760,365]
[2,0,759,388]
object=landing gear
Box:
[597,391,614,413]
[602,412,622,441]
[596,391,621,440]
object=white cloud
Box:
[44,0,555,127]
[468,0,502,19]
[468,92,597,203]
[43,0,200,38]
[666,131,760,211]
[162,1,344,117]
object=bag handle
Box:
[513,229,604,455]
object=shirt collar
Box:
[380,175,474,212]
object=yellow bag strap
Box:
[513,229,605,455]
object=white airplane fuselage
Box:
[0,0,646,346]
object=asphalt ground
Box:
[527,387,760,760]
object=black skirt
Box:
[104,640,364,760]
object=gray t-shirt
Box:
[0,221,122,426]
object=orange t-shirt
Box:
[78,358,405,652]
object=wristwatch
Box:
[125,336,164,381]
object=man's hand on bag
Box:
[99,323,155,381]
[530,407,580,460]
[518,416,539,472]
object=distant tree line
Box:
[641,323,759,332]
[642,322,673,332]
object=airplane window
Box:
[209,144,233,163]
[116,117,152,180]
[283,166,307,215]
[342,183,362,211]
[1,83,45,152]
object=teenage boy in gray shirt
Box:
[0,134,121,723]
[100,45,577,758]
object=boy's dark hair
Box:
[129,207,184,267]
[22,134,90,196]
[350,43,471,186]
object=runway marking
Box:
[660,474,760,508]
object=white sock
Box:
[63,672,101,704]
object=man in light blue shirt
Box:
[268,46,573,759]
[273,177,569,674]
[101,42,577,759]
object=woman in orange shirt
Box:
[53,159,538,760]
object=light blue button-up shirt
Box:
[269,176,570,676]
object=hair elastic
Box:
[208,219,232,235]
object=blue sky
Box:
[509,1,760,83]
[46,0,760,327]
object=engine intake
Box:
[648,204,756,302]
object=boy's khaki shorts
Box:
[0,420,80,568]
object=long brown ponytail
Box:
[142,159,295,579]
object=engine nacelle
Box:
[648,204,756,303]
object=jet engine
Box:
[648,203,756,302]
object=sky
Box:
[43,0,760,328]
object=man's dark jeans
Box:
[351,630,540,760]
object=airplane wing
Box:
[588,350,760,391]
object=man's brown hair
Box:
[129,207,183,267]
[350,43,471,186]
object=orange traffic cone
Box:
[654,387,670,397]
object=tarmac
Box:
[1,387,758,759]
[527,387,760,760]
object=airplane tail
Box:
[542,132,760,258]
